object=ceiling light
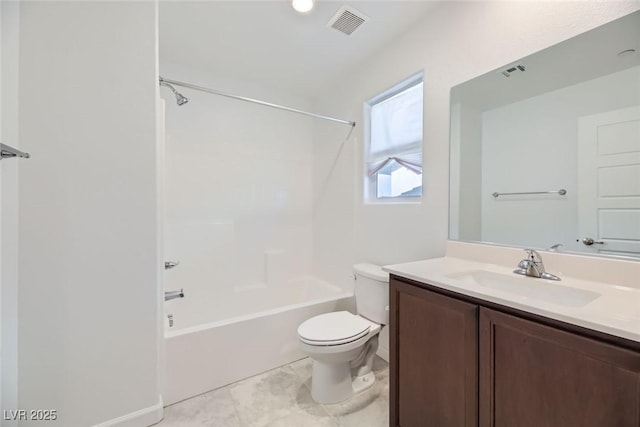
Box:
[292,0,314,13]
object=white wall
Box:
[312,1,640,288]
[160,61,316,321]
[17,2,161,426]
[481,66,640,251]
[0,1,21,420]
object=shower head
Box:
[159,78,189,106]
[173,91,189,106]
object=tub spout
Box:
[165,289,184,301]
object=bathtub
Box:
[162,276,354,405]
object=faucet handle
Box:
[516,249,560,280]
[164,289,185,301]
[524,248,542,262]
[165,260,180,270]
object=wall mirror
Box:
[449,10,640,259]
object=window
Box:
[365,73,423,201]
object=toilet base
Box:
[309,336,379,405]
[310,359,353,404]
[352,371,376,395]
[310,362,377,405]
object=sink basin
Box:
[445,270,601,308]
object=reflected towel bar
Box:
[492,189,567,198]
[0,143,30,160]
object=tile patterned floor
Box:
[156,356,389,427]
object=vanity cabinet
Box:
[479,307,640,427]
[390,275,640,427]
[389,279,478,427]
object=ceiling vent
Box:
[327,6,369,35]
[501,64,526,77]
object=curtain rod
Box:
[159,77,356,128]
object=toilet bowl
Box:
[297,264,389,404]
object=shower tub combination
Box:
[160,74,358,405]
[162,276,353,405]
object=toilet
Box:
[297,263,389,404]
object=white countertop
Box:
[384,256,640,343]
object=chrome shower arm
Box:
[159,77,189,106]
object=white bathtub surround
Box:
[157,356,389,427]
[384,241,640,343]
[165,275,349,332]
[163,278,353,405]
[162,61,316,295]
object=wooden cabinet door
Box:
[390,278,478,427]
[480,307,640,427]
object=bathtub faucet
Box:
[164,289,185,301]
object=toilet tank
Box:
[353,263,389,325]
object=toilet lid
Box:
[297,311,371,345]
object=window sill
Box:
[363,197,422,205]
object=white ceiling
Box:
[159,1,441,98]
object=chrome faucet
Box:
[164,289,185,301]
[514,249,561,281]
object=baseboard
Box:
[376,346,389,363]
[93,395,163,427]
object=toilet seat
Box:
[298,311,372,346]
